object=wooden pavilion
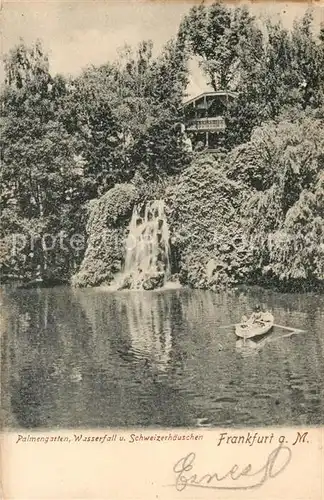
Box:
[182,91,236,151]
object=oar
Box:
[263,329,304,344]
[273,323,306,333]
[218,323,237,329]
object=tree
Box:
[72,38,190,188]
[1,40,85,280]
[179,2,263,91]
[129,38,191,178]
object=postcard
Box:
[1,1,323,499]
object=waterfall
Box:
[121,200,172,290]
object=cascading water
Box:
[121,200,172,290]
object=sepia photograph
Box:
[1,0,324,435]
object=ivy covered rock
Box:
[72,183,139,287]
[165,154,253,289]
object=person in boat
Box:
[241,305,265,325]
[250,305,263,323]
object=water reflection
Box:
[234,328,304,357]
[118,292,172,372]
[73,289,177,374]
[1,286,324,428]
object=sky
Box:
[1,1,323,96]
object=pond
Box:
[1,285,323,429]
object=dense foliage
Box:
[66,38,191,195]
[0,37,190,282]
[1,5,323,292]
[0,41,87,282]
[180,4,324,146]
[164,113,324,291]
[237,116,324,287]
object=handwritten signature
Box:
[173,443,292,491]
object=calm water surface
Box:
[1,285,324,428]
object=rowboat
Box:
[235,313,274,339]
